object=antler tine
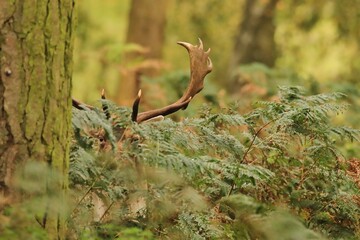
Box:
[101,89,112,119]
[198,38,203,50]
[133,39,212,123]
[101,88,106,99]
[207,55,213,69]
[177,41,192,50]
[72,98,94,110]
[205,47,211,54]
[132,90,142,122]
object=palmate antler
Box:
[132,39,213,123]
[72,39,212,123]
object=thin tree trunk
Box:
[0,1,76,239]
[126,0,168,59]
[228,0,278,92]
[117,0,168,106]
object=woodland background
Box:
[74,2,359,98]
[1,0,360,239]
[73,0,360,148]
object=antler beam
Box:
[133,38,212,123]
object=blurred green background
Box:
[73,0,360,129]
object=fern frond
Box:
[331,126,360,142]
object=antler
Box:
[133,38,212,123]
[72,98,94,110]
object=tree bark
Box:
[117,0,168,106]
[227,0,278,92]
[126,0,168,59]
[232,0,278,67]
[0,0,76,238]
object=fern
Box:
[67,86,360,239]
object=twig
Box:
[98,201,115,223]
[68,182,95,222]
[227,117,279,196]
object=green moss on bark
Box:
[0,0,76,239]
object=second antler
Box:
[132,38,213,123]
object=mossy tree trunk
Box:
[0,0,76,238]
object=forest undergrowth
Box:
[1,86,359,240]
[67,86,360,239]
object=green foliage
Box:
[2,86,358,239]
[0,162,66,240]
[242,86,360,239]
[65,86,360,239]
[220,194,325,240]
[73,0,360,103]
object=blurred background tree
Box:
[72,0,360,129]
[117,0,168,105]
[228,0,278,93]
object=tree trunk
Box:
[0,1,76,239]
[227,0,278,92]
[126,0,168,60]
[117,0,168,106]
